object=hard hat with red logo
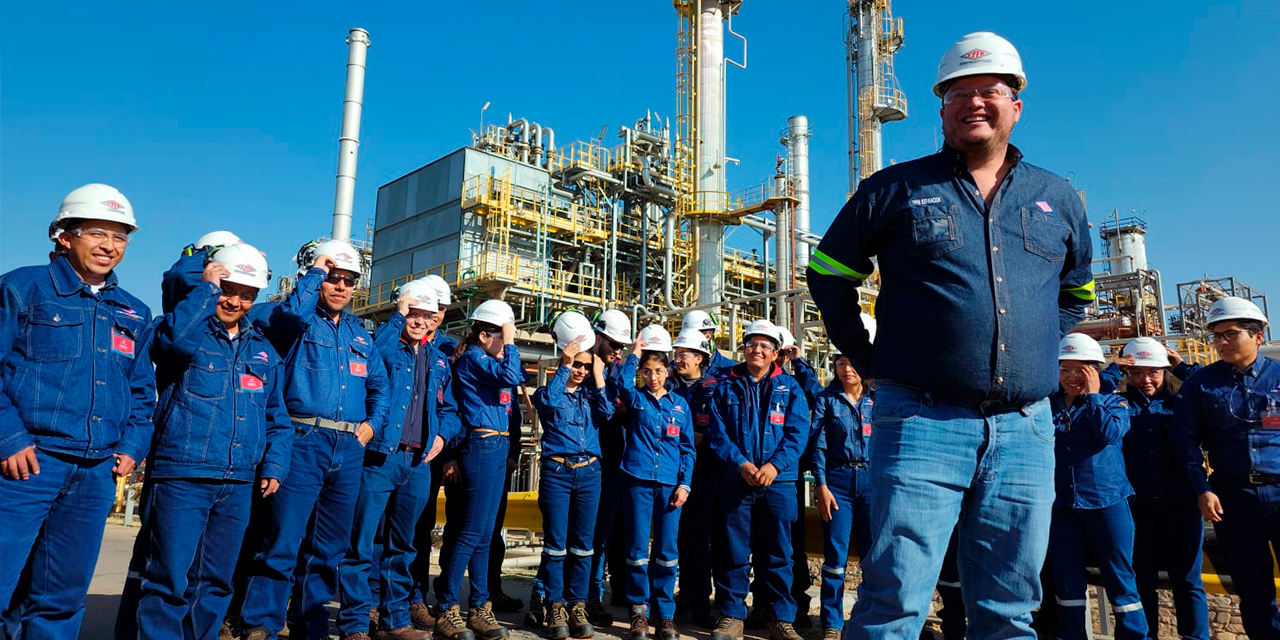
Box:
[296,239,364,277]
[552,310,596,351]
[1121,337,1170,368]
[208,243,271,290]
[743,319,782,347]
[934,31,1027,97]
[778,325,796,350]
[1206,297,1269,328]
[194,231,242,251]
[50,183,138,235]
[396,278,441,313]
[673,328,713,356]
[638,324,673,352]
[423,274,452,306]
[1058,333,1105,363]
[592,309,633,346]
[682,309,719,333]
[470,299,515,327]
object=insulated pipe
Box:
[774,171,791,326]
[696,0,727,306]
[542,126,555,166]
[529,122,543,166]
[663,211,676,308]
[331,28,370,243]
[785,115,812,267]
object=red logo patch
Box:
[101,200,126,212]
[666,422,680,437]
[237,264,256,273]
[499,391,512,404]
[239,374,264,392]
[960,48,989,59]
[349,361,368,377]
[769,411,786,425]
[111,330,135,358]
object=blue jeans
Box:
[621,474,682,619]
[935,527,966,639]
[240,426,364,639]
[845,382,1056,640]
[409,456,446,605]
[539,457,602,604]
[136,479,253,640]
[589,463,625,602]
[717,478,798,622]
[676,458,720,610]
[336,448,432,635]
[1211,482,1280,640]
[1048,502,1147,640]
[438,432,509,609]
[819,464,873,630]
[1131,499,1208,640]
[0,451,114,640]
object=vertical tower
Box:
[845,1,907,193]
[331,28,371,242]
[782,115,811,267]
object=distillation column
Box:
[331,28,370,242]
[845,1,906,194]
[783,115,811,267]
[695,0,727,306]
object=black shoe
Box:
[585,600,613,627]
[525,595,546,629]
[491,593,524,613]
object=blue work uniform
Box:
[671,370,722,617]
[533,363,613,605]
[588,354,631,603]
[616,354,696,621]
[134,281,292,639]
[1172,356,1280,640]
[337,311,462,636]
[437,341,526,611]
[707,362,810,623]
[707,350,737,379]
[1048,390,1146,640]
[238,267,390,640]
[0,256,156,639]
[810,382,875,631]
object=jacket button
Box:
[92,416,102,422]
[96,380,105,386]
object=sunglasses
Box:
[324,273,358,287]
[570,361,592,370]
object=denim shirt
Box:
[617,355,696,487]
[1051,390,1133,509]
[1173,357,1280,493]
[597,356,630,468]
[0,257,156,461]
[707,362,811,482]
[808,145,1095,406]
[533,364,613,459]
[262,267,389,433]
[453,343,525,433]
[1119,387,1194,503]
[369,312,462,455]
[150,282,291,481]
[810,382,874,487]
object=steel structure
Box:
[845,0,907,193]
[1174,276,1271,342]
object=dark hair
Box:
[639,351,670,367]
[1240,320,1266,336]
[453,321,499,364]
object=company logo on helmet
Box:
[101,200,126,212]
[1063,345,1077,352]
[336,252,354,261]
[960,48,989,60]
[237,264,256,274]
[1137,351,1152,358]
[1209,307,1224,317]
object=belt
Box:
[1250,472,1280,486]
[548,455,598,470]
[397,443,424,453]
[836,460,869,469]
[291,416,358,434]
[471,428,510,439]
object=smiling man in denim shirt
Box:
[808,32,1094,639]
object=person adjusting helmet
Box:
[1058,333,1106,363]
[682,310,719,334]
[396,278,441,313]
[778,326,796,351]
[296,238,364,277]
[163,230,250,314]
[194,230,242,252]
[933,31,1027,97]
[1121,337,1170,369]
[638,325,673,352]
[593,309,633,346]
[471,299,516,327]
[423,274,453,306]
[552,309,597,351]
[672,329,713,356]
[208,243,271,291]
[1206,296,1269,328]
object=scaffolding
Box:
[1173,276,1271,342]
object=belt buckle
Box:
[1250,471,1266,485]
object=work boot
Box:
[824,628,841,640]
[629,606,650,640]
[218,621,236,640]
[546,602,571,640]
[585,600,613,627]
[711,617,744,640]
[467,602,510,639]
[244,628,270,640]
[656,618,679,640]
[568,602,594,639]
[744,606,772,630]
[411,603,437,631]
[344,634,372,640]
[690,605,717,630]
[525,594,546,629]
[380,626,433,640]
[769,620,803,640]
[492,593,525,613]
[435,605,476,640]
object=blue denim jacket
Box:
[261,267,389,433]
[533,364,613,459]
[808,145,1095,406]
[707,351,737,378]
[1051,390,1133,509]
[707,362,811,482]
[1173,357,1280,493]
[597,356,630,468]
[160,250,206,315]
[810,382,874,487]
[616,355,696,488]
[0,257,156,461]
[453,343,525,433]
[369,312,462,454]
[150,282,292,481]
[1119,387,1194,503]
[789,357,824,405]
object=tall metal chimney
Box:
[783,115,811,267]
[331,28,370,242]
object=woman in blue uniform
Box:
[1049,334,1147,640]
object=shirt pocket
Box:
[1021,207,1070,262]
[26,304,85,362]
[185,346,230,401]
[299,330,336,372]
[908,205,964,259]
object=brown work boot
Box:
[435,605,476,640]
[467,602,510,639]
[769,620,803,640]
[656,618,679,640]
[370,608,380,629]
[244,628,271,640]
[546,602,571,640]
[343,634,372,640]
[710,617,744,640]
[629,606,651,640]
[568,602,594,639]
[411,603,437,630]
[379,626,432,639]
[823,628,841,640]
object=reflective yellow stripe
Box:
[1061,279,1096,301]
[811,249,871,281]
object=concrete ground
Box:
[80,523,849,640]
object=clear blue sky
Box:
[3,0,1277,323]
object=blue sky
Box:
[2,0,1277,324]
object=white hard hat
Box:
[743,319,782,346]
[933,31,1027,97]
[592,309,633,346]
[860,313,878,344]
[296,239,364,277]
[673,328,713,356]
[194,230,242,251]
[470,299,515,327]
[681,309,719,332]
[552,310,596,351]
[52,183,138,233]
[396,278,441,313]
[1121,337,1170,368]
[778,326,796,350]
[1207,296,1269,328]
[209,243,270,290]
[1059,333,1105,363]
[423,274,452,306]
[638,324,673,353]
